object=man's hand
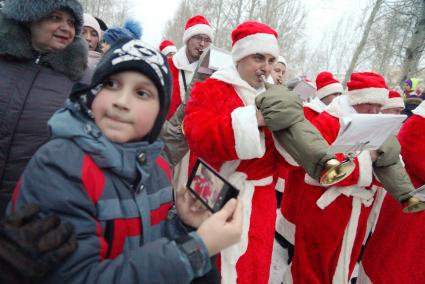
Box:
[0,204,77,284]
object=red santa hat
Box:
[182,15,214,44]
[315,71,343,100]
[346,72,388,106]
[381,90,405,110]
[159,40,177,56]
[231,21,279,63]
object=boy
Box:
[8,39,242,283]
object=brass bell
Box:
[403,196,425,213]
[319,158,356,186]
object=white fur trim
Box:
[357,151,373,187]
[412,100,425,118]
[232,33,279,63]
[317,82,344,99]
[275,210,296,245]
[272,134,299,166]
[304,174,322,186]
[231,105,266,160]
[365,186,386,239]
[161,45,177,56]
[182,24,214,43]
[275,177,285,193]
[348,87,388,106]
[357,263,373,284]
[278,55,287,67]
[282,263,294,283]
[325,95,356,118]
[304,97,327,114]
[221,174,273,284]
[381,97,404,110]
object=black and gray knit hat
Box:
[71,39,172,143]
[2,0,84,35]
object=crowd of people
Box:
[0,0,425,283]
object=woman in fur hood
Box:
[0,0,88,217]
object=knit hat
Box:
[70,39,172,143]
[159,40,177,56]
[83,13,101,38]
[231,21,279,63]
[2,0,84,35]
[182,15,214,44]
[103,19,142,46]
[315,71,343,100]
[346,72,388,106]
[381,90,405,110]
[404,78,418,92]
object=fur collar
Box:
[0,12,88,81]
[172,46,196,72]
[412,100,425,118]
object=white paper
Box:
[328,114,407,154]
[208,46,233,71]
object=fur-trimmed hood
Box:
[0,12,88,81]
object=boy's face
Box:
[92,71,160,143]
[271,62,286,85]
[236,53,276,89]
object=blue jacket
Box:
[7,100,211,283]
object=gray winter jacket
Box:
[7,101,211,283]
[0,12,88,216]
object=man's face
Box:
[236,53,276,89]
[271,62,286,85]
[321,93,341,105]
[353,103,382,114]
[186,34,211,62]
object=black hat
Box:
[2,0,84,35]
[71,39,172,143]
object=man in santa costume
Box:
[184,20,347,284]
[167,15,214,120]
[358,101,425,284]
[278,72,423,284]
[159,40,177,58]
[303,71,343,121]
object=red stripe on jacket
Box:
[81,154,108,260]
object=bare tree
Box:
[399,0,425,82]
[344,0,385,84]
[79,0,130,27]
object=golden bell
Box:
[403,196,425,213]
[319,158,356,186]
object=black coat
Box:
[0,13,88,217]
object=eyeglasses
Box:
[192,35,212,44]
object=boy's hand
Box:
[176,188,212,228]
[196,198,243,256]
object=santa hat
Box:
[231,21,279,63]
[159,40,177,56]
[381,90,405,110]
[315,71,343,100]
[84,13,102,38]
[182,15,214,44]
[277,56,287,67]
[346,72,388,106]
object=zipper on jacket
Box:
[34,54,42,64]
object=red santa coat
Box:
[359,102,425,283]
[303,97,328,121]
[282,95,376,284]
[184,66,281,284]
[166,46,198,120]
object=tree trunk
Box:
[399,0,425,82]
[344,0,384,84]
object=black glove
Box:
[0,204,77,284]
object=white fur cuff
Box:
[231,105,266,160]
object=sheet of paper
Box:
[293,80,316,101]
[328,114,407,154]
[208,46,232,71]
